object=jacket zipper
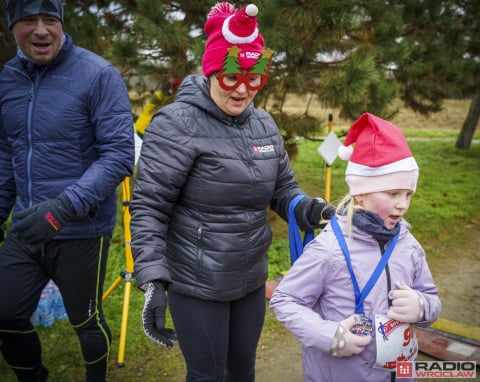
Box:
[379,242,393,307]
[26,82,35,207]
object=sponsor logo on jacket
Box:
[253,144,274,153]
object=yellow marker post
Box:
[102,176,135,367]
[324,114,333,202]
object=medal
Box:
[351,316,373,336]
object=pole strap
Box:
[288,195,314,265]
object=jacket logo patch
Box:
[253,145,274,153]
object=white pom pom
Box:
[246,4,258,17]
[208,2,236,18]
[338,145,353,161]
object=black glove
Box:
[141,281,177,347]
[11,193,75,245]
[296,197,335,229]
[310,198,336,224]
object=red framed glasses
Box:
[216,71,268,91]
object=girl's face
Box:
[356,190,414,230]
[209,72,259,116]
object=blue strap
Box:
[331,214,399,314]
[288,195,314,265]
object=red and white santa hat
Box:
[202,2,265,77]
[338,113,419,196]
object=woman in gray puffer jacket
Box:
[130,3,332,381]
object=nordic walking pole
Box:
[324,114,333,202]
[102,176,134,367]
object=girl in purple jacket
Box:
[270,113,441,382]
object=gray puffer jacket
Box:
[130,75,318,301]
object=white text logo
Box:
[397,361,476,379]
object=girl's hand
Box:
[387,281,425,323]
[329,314,372,357]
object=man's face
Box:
[11,14,63,65]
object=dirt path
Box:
[255,221,480,381]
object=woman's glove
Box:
[295,197,335,229]
[329,314,372,357]
[311,197,336,223]
[11,193,75,244]
[387,281,425,323]
[141,281,177,347]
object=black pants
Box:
[168,285,266,382]
[0,234,112,382]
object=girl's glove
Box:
[141,281,177,347]
[11,193,75,244]
[387,281,425,323]
[329,314,372,357]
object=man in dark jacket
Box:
[0,1,134,381]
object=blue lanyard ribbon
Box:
[331,214,399,314]
[288,195,314,265]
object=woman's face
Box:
[209,72,260,116]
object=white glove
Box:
[387,281,425,323]
[329,314,372,357]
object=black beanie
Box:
[4,0,64,29]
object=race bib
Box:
[374,314,418,370]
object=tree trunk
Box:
[455,93,480,149]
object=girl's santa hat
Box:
[338,113,419,196]
[202,2,265,77]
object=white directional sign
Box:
[317,131,342,166]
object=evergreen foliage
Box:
[0,0,478,146]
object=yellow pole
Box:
[117,279,132,367]
[324,114,333,202]
[102,177,135,367]
[102,276,123,301]
[116,176,135,367]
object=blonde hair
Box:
[335,194,364,239]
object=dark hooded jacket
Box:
[130,75,319,301]
[0,33,134,237]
